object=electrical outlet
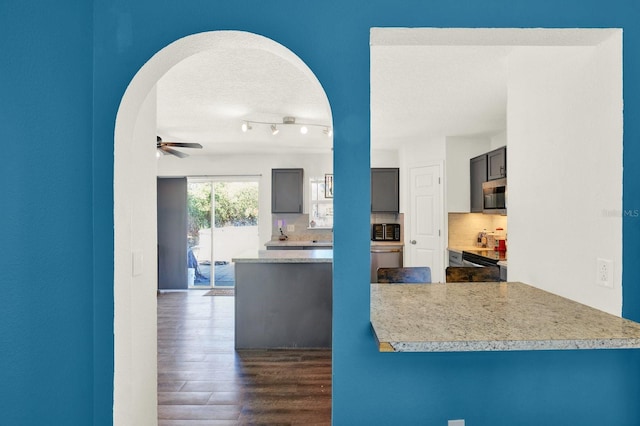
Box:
[287,224,295,232]
[596,258,614,288]
[448,420,465,426]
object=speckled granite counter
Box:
[233,249,332,263]
[265,240,333,249]
[371,282,640,352]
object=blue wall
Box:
[0,1,94,424]
[2,0,640,424]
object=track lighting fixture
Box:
[240,116,332,137]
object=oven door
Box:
[462,251,499,268]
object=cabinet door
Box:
[487,146,506,180]
[470,154,487,213]
[272,169,303,213]
[371,168,399,213]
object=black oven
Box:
[372,223,401,241]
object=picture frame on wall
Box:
[325,174,333,198]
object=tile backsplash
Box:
[271,214,333,242]
[448,213,508,248]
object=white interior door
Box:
[407,164,443,282]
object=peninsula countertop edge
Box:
[371,281,640,353]
[233,249,333,263]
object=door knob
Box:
[410,240,417,244]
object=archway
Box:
[114,30,332,424]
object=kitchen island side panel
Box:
[235,262,332,348]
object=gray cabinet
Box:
[487,146,507,181]
[470,154,487,213]
[371,168,399,213]
[272,168,303,213]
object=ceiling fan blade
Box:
[160,142,203,149]
[159,146,189,158]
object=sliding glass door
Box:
[187,178,259,288]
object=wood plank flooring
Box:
[157,290,332,425]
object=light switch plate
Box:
[287,224,295,232]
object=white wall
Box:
[490,130,507,150]
[114,87,158,424]
[157,152,333,247]
[371,149,400,167]
[445,134,492,212]
[507,34,622,314]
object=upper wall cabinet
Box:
[487,146,507,181]
[470,154,487,213]
[371,168,399,213]
[272,168,303,213]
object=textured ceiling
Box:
[156,45,332,156]
[371,45,510,148]
[370,28,619,150]
[156,28,618,157]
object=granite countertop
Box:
[371,281,640,352]
[371,241,404,248]
[233,249,332,263]
[265,240,333,248]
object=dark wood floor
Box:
[157,290,332,425]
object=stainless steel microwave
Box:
[482,178,507,215]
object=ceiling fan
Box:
[156,136,203,158]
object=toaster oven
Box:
[372,223,401,241]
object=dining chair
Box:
[377,267,432,283]
[445,266,501,283]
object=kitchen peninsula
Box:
[233,249,332,349]
[371,282,640,352]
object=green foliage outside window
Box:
[187,181,259,246]
[213,182,258,227]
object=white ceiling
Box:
[156,28,618,157]
[371,45,510,148]
[156,45,332,156]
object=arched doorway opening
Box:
[114,30,332,424]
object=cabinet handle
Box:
[410,240,417,245]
